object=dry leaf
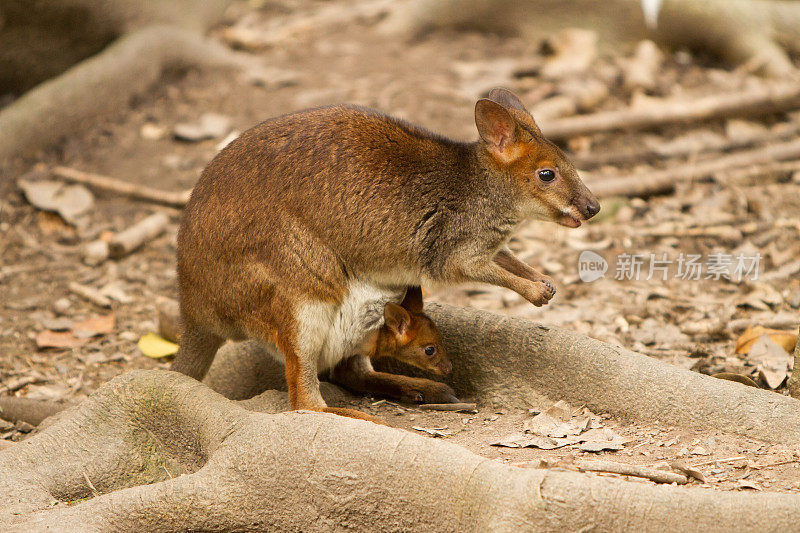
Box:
[577,427,630,452]
[36,330,87,349]
[72,314,115,338]
[17,179,94,225]
[411,426,451,437]
[748,335,790,389]
[490,433,575,450]
[735,326,796,355]
[736,480,761,491]
[137,333,179,358]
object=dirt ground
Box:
[1,0,799,492]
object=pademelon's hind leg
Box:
[263,306,388,426]
[171,321,224,381]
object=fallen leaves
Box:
[492,401,629,452]
[732,326,797,389]
[137,333,179,359]
[36,314,116,349]
[17,179,93,225]
[735,326,796,355]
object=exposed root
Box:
[2,370,800,531]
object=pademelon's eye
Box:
[424,345,436,357]
[537,169,556,182]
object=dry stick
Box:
[418,403,478,412]
[542,83,800,141]
[574,460,688,485]
[52,166,191,207]
[68,282,112,308]
[588,139,800,198]
[691,456,748,468]
[720,160,800,185]
[572,121,800,169]
[108,213,170,259]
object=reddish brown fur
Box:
[330,287,457,405]
[172,88,598,423]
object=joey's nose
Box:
[581,197,601,219]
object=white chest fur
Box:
[289,281,406,372]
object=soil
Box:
[1,0,799,493]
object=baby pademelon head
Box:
[474,87,600,228]
[382,287,452,376]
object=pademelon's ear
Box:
[475,98,518,157]
[488,87,541,135]
[487,87,528,113]
[384,302,411,339]
[401,286,424,314]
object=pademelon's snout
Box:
[577,195,601,220]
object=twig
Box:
[0,375,42,395]
[542,83,800,141]
[108,213,170,259]
[83,471,100,497]
[52,166,191,207]
[68,282,112,308]
[691,456,748,468]
[575,460,688,485]
[418,403,478,412]
[755,459,800,469]
[588,140,800,198]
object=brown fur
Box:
[172,87,598,422]
[330,286,458,405]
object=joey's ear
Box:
[401,286,424,314]
[487,87,528,113]
[475,99,518,157]
[384,302,411,339]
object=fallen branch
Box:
[542,83,800,141]
[588,139,800,198]
[574,459,688,485]
[68,282,112,308]
[573,121,800,169]
[52,167,191,207]
[108,213,170,258]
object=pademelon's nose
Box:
[582,197,601,219]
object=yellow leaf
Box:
[735,326,796,355]
[137,333,179,358]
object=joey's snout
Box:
[437,359,453,376]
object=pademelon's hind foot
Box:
[321,406,388,426]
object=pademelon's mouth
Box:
[557,212,583,228]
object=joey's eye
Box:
[537,169,556,183]
[424,345,436,357]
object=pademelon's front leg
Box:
[456,254,554,307]
[493,247,556,299]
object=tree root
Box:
[6,303,800,448]
[0,25,246,166]
[379,0,800,77]
[2,369,800,531]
